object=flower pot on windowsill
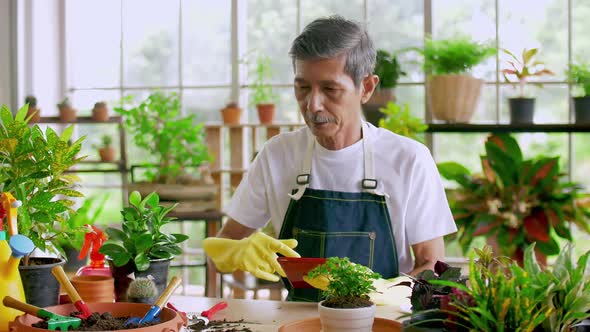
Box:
[256,103,275,124]
[58,106,77,122]
[221,102,242,125]
[509,97,535,124]
[99,147,116,162]
[362,88,396,126]
[318,300,376,332]
[92,102,110,122]
[427,74,483,123]
[573,96,590,124]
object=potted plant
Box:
[378,102,428,143]
[220,102,242,125]
[566,62,590,124]
[57,97,77,122]
[114,91,218,213]
[127,277,158,304]
[92,101,110,122]
[93,134,116,162]
[0,104,86,307]
[99,190,189,301]
[437,134,590,265]
[501,48,554,124]
[306,257,381,332]
[24,95,41,123]
[414,37,496,123]
[250,55,278,124]
[363,50,406,126]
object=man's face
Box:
[293,56,365,140]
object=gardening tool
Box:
[165,302,187,324]
[125,276,182,326]
[76,225,110,277]
[186,301,228,326]
[51,265,93,319]
[2,296,81,331]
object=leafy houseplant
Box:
[93,134,116,162]
[414,37,496,123]
[437,134,590,264]
[363,50,406,126]
[378,102,428,143]
[99,190,188,301]
[501,48,554,124]
[566,62,590,123]
[307,257,381,332]
[0,104,86,307]
[250,55,278,124]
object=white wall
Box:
[0,0,13,108]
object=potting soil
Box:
[32,312,160,331]
[187,319,253,332]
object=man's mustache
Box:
[304,110,336,124]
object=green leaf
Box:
[129,191,141,207]
[52,188,85,198]
[134,252,150,271]
[61,125,75,142]
[1,104,13,126]
[105,227,128,242]
[144,192,160,208]
[15,104,29,122]
[437,162,471,186]
[170,233,189,244]
[99,242,131,267]
[134,233,154,253]
[536,237,560,256]
[523,243,541,276]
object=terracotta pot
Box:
[99,147,116,162]
[26,107,41,123]
[92,104,110,122]
[256,104,275,124]
[9,302,185,332]
[221,105,242,125]
[70,275,115,303]
[318,301,376,332]
[59,106,77,122]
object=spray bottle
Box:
[0,193,34,332]
[75,225,110,277]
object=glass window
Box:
[301,0,364,26]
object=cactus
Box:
[127,277,157,301]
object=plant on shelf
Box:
[437,134,590,264]
[363,50,406,126]
[24,95,41,122]
[93,134,116,162]
[501,48,554,124]
[307,257,381,332]
[566,62,590,123]
[249,55,278,124]
[57,97,77,122]
[92,101,110,122]
[378,102,428,143]
[411,37,496,123]
[99,190,188,301]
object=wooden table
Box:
[168,296,404,331]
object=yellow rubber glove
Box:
[202,232,300,282]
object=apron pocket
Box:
[293,227,376,269]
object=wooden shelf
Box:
[426,123,590,133]
[33,116,123,124]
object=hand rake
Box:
[3,296,81,331]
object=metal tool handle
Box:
[3,296,41,316]
[155,276,182,308]
[51,266,82,303]
[201,301,228,318]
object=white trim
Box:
[58,0,66,99]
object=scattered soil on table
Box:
[187,319,254,332]
[32,312,160,331]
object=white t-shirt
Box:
[224,123,457,273]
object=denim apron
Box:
[278,122,399,302]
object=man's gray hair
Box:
[289,15,376,87]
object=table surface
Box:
[169,296,404,331]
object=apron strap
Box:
[362,123,388,197]
[288,129,315,201]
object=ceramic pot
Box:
[99,147,116,162]
[59,106,77,122]
[18,258,65,308]
[509,98,535,124]
[70,275,115,303]
[256,104,275,124]
[9,302,185,332]
[318,300,376,332]
[573,96,590,124]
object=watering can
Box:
[0,193,35,332]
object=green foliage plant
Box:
[307,257,381,309]
[378,102,428,143]
[566,62,590,97]
[92,134,112,150]
[99,191,189,271]
[114,91,210,184]
[127,277,158,299]
[501,48,555,97]
[437,134,590,258]
[374,50,406,89]
[0,104,86,259]
[414,37,496,75]
[249,55,278,106]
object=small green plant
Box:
[127,277,158,300]
[307,257,381,308]
[24,95,37,108]
[114,91,210,184]
[92,134,112,150]
[249,55,278,106]
[501,48,554,97]
[99,191,189,271]
[0,104,86,259]
[414,37,496,75]
[566,62,590,97]
[374,50,406,89]
[378,102,428,143]
[56,97,71,109]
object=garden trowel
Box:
[125,276,182,326]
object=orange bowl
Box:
[277,257,327,288]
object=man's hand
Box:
[203,231,300,282]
